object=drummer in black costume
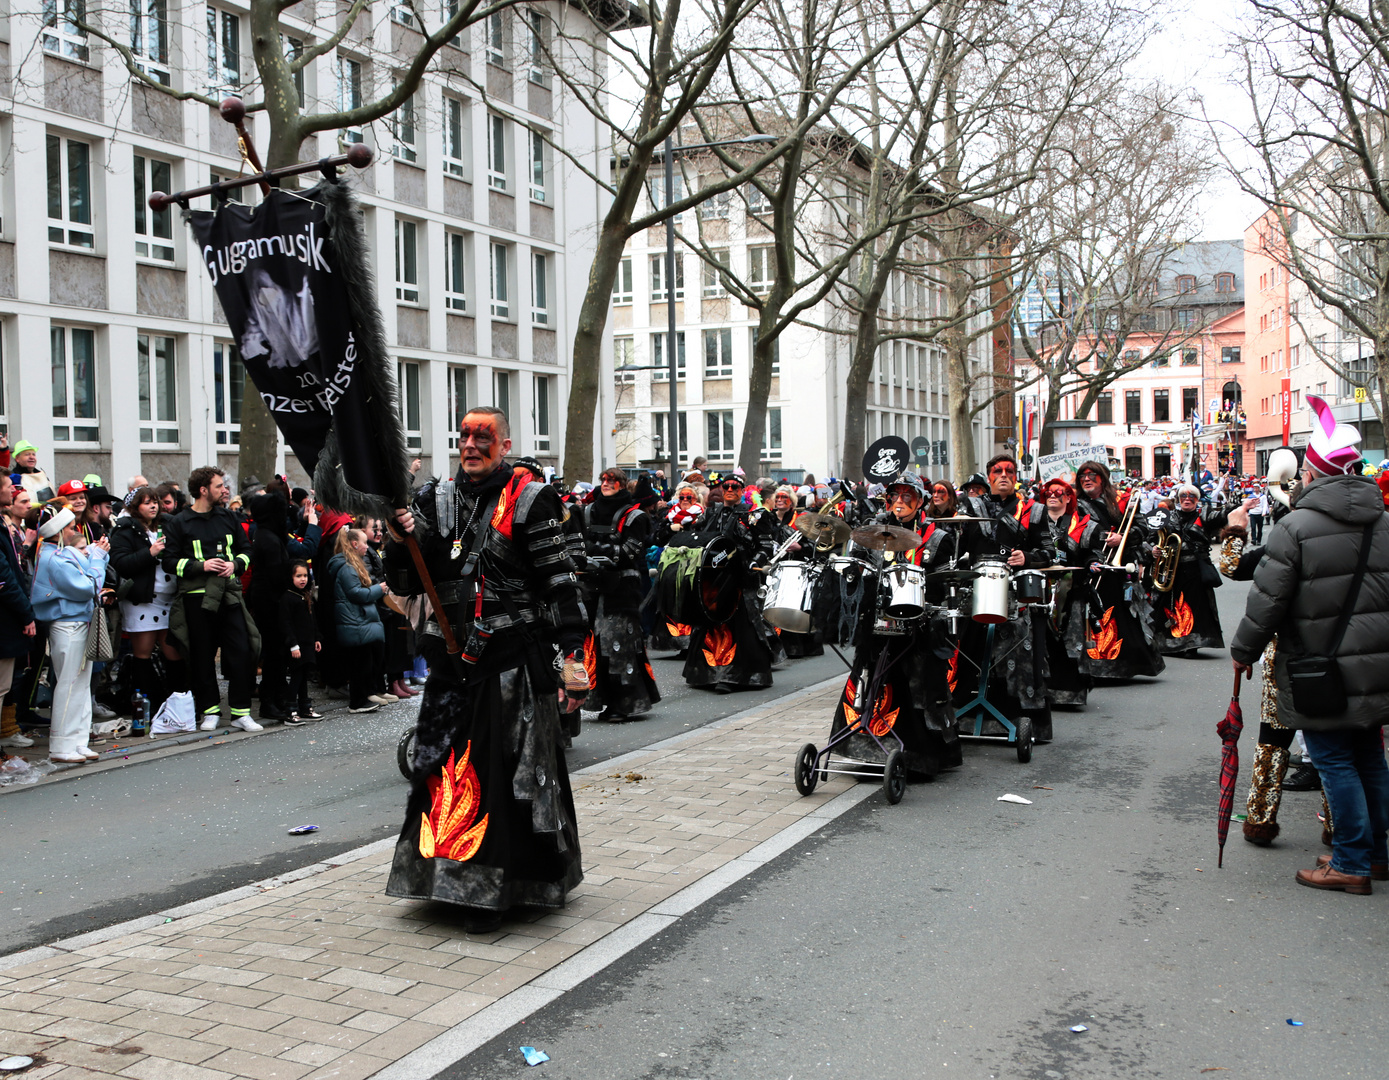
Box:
[828,474,963,777]
[682,473,777,693]
[576,468,661,721]
[767,495,825,660]
[1148,483,1229,656]
[1037,478,1104,707]
[1073,461,1165,679]
[956,454,1055,743]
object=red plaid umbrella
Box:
[1217,669,1248,868]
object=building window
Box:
[614,336,635,381]
[1215,272,1235,293]
[395,218,419,303]
[46,135,94,249]
[647,172,684,217]
[213,341,242,444]
[392,85,417,162]
[1176,308,1197,330]
[494,369,511,414]
[1181,348,1198,366]
[750,327,780,375]
[697,185,731,220]
[1150,351,1169,367]
[1221,345,1241,364]
[762,407,782,456]
[137,333,178,445]
[486,10,507,66]
[704,327,733,378]
[1175,274,1197,294]
[1096,392,1113,425]
[206,5,241,89]
[706,410,735,460]
[487,113,507,191]
[397,360,422,449]
[1124,389,1141,424]
[51,325,99,444]
[654,410,688,457]
[133,154,174,262]
[1181,387,1198,420]
[132,0,170,83]
[531,251,549,325]
[336,54,363,143]
[447,365,470,448]
[1124,446,1143,477]
[443,96,469,178]
[1153,447,1172,477]
[391,0,417,26]
[611,257,633,305]
[490,242,510,318]
[651,254,684,301]
[745,182,770,217]
[1153,388,1170,423]
[702,250,730,297]
[527,9,548,84]
[283,36,305,107]
[43,0,90,61]
[529,128,547,202]
[533,374,550,452]
[651,331,686,381]
[445,231,468,312]
[748,246,773,291]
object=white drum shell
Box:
[763,561,816,633]
[971,562,1011,624]
[882,563,926,618]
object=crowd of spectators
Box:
[0,437,425,766]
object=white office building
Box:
[0,1,607,489]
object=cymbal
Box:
[1035,565,1075,573]
[795,513,852,545]
[928,568,980,582]
[929,515,992,523]
[851,524,924,552]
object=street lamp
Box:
[652,133,778,484]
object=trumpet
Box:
[1152,525,1182,593]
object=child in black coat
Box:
[280,561,323,723]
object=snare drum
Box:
[762,561,818,634]
[872,614,912,636]
[1013,569,1048,606]
[882,563,926,618]
[971,559,1011,624]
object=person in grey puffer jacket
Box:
[1230,396,1389,896]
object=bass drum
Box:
[653,537,705,625]
[696,535,744,625]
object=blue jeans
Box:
[1302,728,1389,877]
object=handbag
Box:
[85,581,115,662]
[1285,520,1375,718]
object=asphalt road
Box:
[0,647,846,955]
[441,580,1389,1080]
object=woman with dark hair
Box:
[1073,460,1165,680]
[928,480,958,519]
[1037,478,1104,708]
[328,527,390,713]
[110,486,182,709]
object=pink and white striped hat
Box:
[1304,395,1362,476]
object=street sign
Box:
[911,435,930,461]
[1355,387,1370,403]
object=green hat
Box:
[83,473,103,487]
[13,440,36,457]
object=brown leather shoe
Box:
[1315,854,1389,881]
[1297,863,1371,895]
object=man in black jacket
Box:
[162,466,261,732]
[0,474,36,749]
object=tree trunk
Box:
[738,308,782,477]
[1037,387,1063,457]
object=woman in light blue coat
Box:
[31,504,110,763]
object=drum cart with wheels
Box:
[953,623,1033,763]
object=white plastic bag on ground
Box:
[150,691,196,735]
[0,756,56,786]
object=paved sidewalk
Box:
[0,680,856,1080]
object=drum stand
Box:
[953,623,1034,763]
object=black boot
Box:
[1284,763,1322,792]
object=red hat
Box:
[57,480,86,497]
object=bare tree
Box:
[1228,0,1389,428]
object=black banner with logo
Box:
[189,184,395,500]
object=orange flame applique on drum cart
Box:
[1087,607,1123,661]
[666,621,692,638]
[1170,593,1194,638]
[841,679,901,737]
[702,624,736,667]
[418,743,489,862]
[582,632,599,689]
[946,649,960,694]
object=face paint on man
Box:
[887,488,921,523]
[459,413,511,478]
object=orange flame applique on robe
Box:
[946,649,960,694]
[1170,592,1195,638]
[702,624,736,667]
[582,632,599,688]
[645,659,656,683]
[841,678,901,737]
[666,621,692,638]
[1087,607,1123,661]
[419,743,489,862]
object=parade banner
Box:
[189,183,406,505]
[1037,448,1103,484]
